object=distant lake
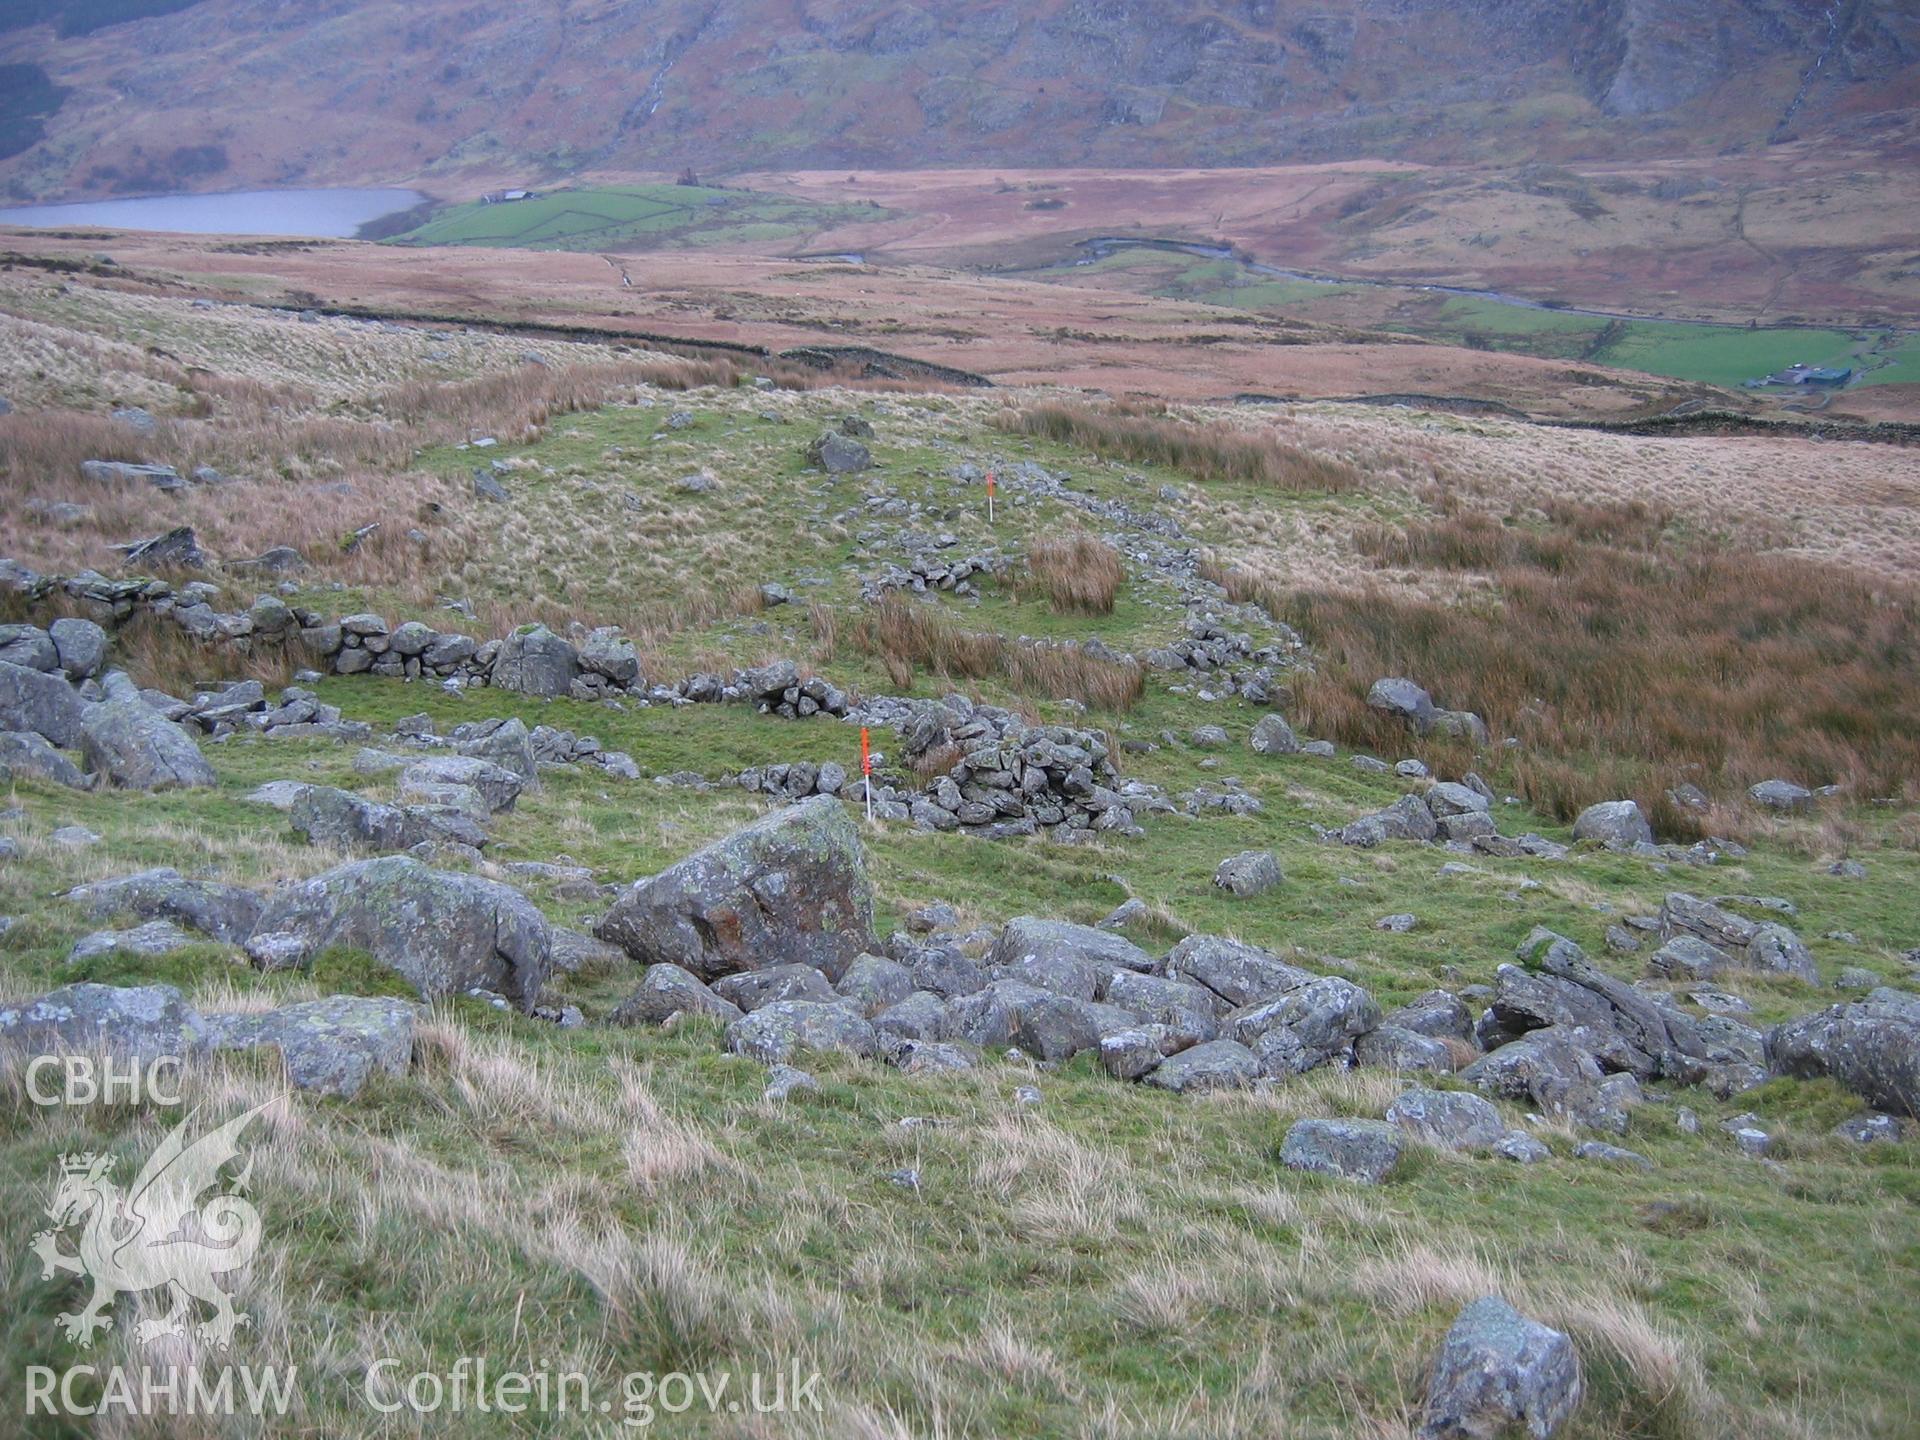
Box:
[0,187,426,238]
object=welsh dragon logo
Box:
[31,1101,271,1350]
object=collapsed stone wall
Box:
[0,562,853,717]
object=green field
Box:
[393,183,885,253]
[1064,245,1916,392]
[1416,297,1872,388]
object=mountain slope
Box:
[2,0,1917,201]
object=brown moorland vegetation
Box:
[998,402,1363,494]
[1022,533,1123,615]
[829,595,1144,712]
[1216,501,1920,835]
[0,230,1722,418]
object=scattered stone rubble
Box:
[4,793,1908,1169]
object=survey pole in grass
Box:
[861,726,873,823]
[986,469,996,526]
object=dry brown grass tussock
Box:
[998,402,1362,494]
[846,595,1144,711]
[1023,533,1123,615]
[1242,500,1920,831]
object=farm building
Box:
[1746,361,1853,388]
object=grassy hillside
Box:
[1,272,1918,1436]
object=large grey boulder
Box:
[1248,713,1300,755]
[1460,1030,1607,1120]
[1748,779,1812,812]
[1213,850,1283,898]
[1100,1027,1170,1081]
[807,431,872,473]
[579,627,641,686]
[1418,1295,1582,1440]
[0,731,88,788]
[291,785,487,854]
[399,756,524,813]
[1571,800,1652,847]
[49,618,108,680]
[0,658,88,747]
[725,999,879,1064]
[1280,1118,1402,1184]
[904,944,988,999]
[1368,677,1436,733]
[1659,892,1755,954]
[713,962,840,1012]
[205,996,414,1099]
[1385,990,1474,1041]
[1340,793,1438,847]
[549,927,625,976]
[947,979,1131,1062]
[873,990,953,1046]
[1356,1026,1458,1072]
[68,920,197,964]
[1646,935,1725,981]
[1105,970,1222,1035]
[609,963,743,1026]
[1141,1038,1260,1093]
[1229,976,1381,1075]
[1162,934,1315,1007]
[1426,782,1490,818]
[492,625,579,697]
[1387,1088,1505,1151]
[596,797,876,982]
[250,857,550,1008]
[1767,989,1920,1116]
[0,625,58,671]
[456,717,538,783]
[837,953,915,1014]
[988,918,1153,995]
[0,983,208,1062]
[1747,923,1819,984]
[81,459,177,487]
[79,672,216,790]
[66,867,263,944]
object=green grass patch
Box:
[392,183,886,253]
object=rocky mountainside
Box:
[3,0,1917,199]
